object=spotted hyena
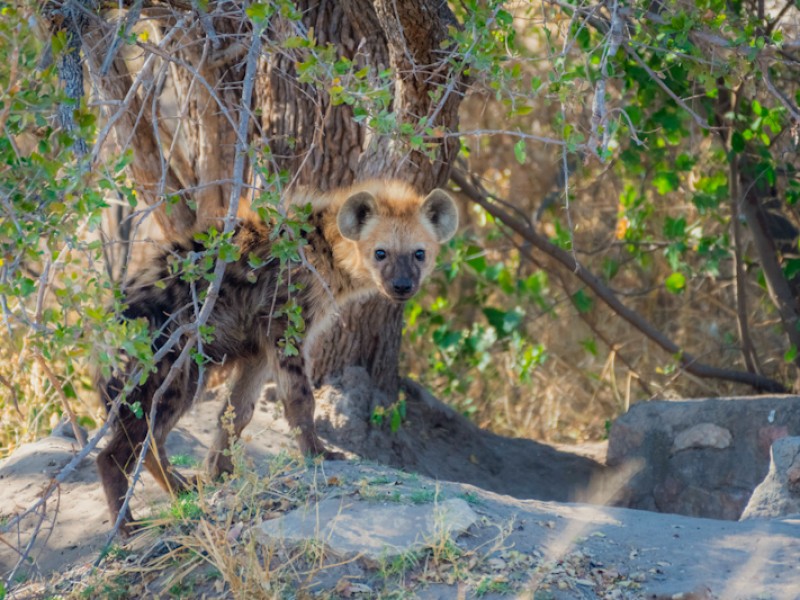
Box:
[96,179,458,534]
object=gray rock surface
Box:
[742,435,800,520]
[256,497,478,562]
[607,395,800,519]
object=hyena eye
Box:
[414,249,426,262]
[375,249,387,261]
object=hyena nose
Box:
[392,277,413,295]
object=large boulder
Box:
[741,435,800,520]
[607,395,800,519]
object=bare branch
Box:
[52,0,93,159]
[760,61,800,122]
[99,0,143,76]
[452,169,789,394]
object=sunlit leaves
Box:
[513,139,527,164]
[664,272,686,294]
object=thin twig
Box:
[760,61,800,122]
[90,16,189,165]
[445,129,573,147]
[33,355,87,448]
[98,336,197,557]
[100,0,143,76]
[624,47,714,130]
[0,373,22,417]
[99,17,265,552]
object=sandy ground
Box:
[1,392,799,599]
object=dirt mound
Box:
[315,368,605,501]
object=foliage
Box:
[0,4,139,454]
[401,0,800,440]
[2,1,800,596]
[2,0,800,456]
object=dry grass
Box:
[6,451,652,600]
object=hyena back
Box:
[96,180,458,535]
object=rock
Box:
[255,497,478,563]
[607,395,800,519]
[671,423,732,453]
[741,436,800,520]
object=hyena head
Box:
[337,181,458,302]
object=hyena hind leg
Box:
[144,438,193,495]
[98,372,197,536]
[275,353,344,460]
[205,354,270,479]
[96,418,145,537]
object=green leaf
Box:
[665,272,686,294]
[653,172,679,195]
[496,9,513,25]
[433,328,462,350]
[130,401,144,419]
[663,216,686,239]
[783,258,800,281]
[246,2,272,22]
[465,245,487,273]
[19,277,36,297]
[674,153,696,171]
[63,382,77,399]
[390,408,402,433]
[785,345,798,364]
[571,289,593,314]
[602,258,619,281]
[581,337,598,356]
[483,306,524,336]
[514,139,527,165]
[731,131,745,153]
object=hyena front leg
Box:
[205,354,269,479]
[275,353,343,459]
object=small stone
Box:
[672,423,732,453]
[487,557,506,570]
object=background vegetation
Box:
[1,0,799,462]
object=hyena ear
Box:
[338,191,379,241]
[420,189,459,242]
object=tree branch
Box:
[451,169,789,394]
